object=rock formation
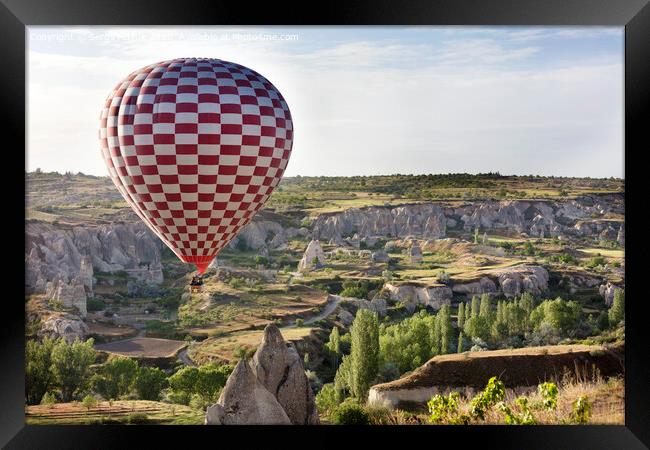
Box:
[25,221,164,297]
[493,265,550,298]
[337,308,354,326]
[371,250,390,263]
[45,279,87,317]
[311,194,623,244]
[408,244,423,264]
[385,265,549,302]
[328,294,388,317]
[298,240,326,272]
[383,284,452,312]
[617,224,625,247]
[451,277,498,298]
[205,358,291,425]
[206,324,319,425]
[368,343,624,410]
[251,324,319,425]
[599,282,623,306]
[312,203,447,242]
[38,314,89,344]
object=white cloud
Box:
[26,27,623,178]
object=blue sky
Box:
[27,27,624,178]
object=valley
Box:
[24,171,625,425]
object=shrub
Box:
[86,298,106,312]
[538,382,558,411]
[436,270,450,284]
[498,396,536,425]
[570,396,592,424]
[470,377,505,420]
[428,391,463,424]
[332,400,370,425]
[82,394,98,411]
[315,383,340,417]
[40,391,57,406]
[126,412,150,424]
[585,256,606,269]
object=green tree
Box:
[334,354,352,403]
[608,289,625,326]
[26,337,56,405]
[470,295,480,319]
[530,298,583,336]
[519,292,535,330]
[92,356,138,400]
[168,366,200,405]
[50,338,96,402]
[457,332,464,353]
[457,303,466,330]
[326,326,342,366]
[168,364,233,405]
[479,293,492,320]
[349,309,379,401]
[438,304,452,354]
[135,366,168,401]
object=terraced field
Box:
[94,337,186,360]
[26,400,204,425]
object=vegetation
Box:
[167,364,233,408]
[50,338,97,402]
[332,399,371,425]
[92,356,138,400]
[426,376,594,425]
[348,309,379,401]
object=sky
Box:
[27,26,624,178]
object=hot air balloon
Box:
[99,58,293,278]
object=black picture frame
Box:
[3,0,648,448]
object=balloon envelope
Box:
[99,58,293,273]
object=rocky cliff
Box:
[383,265,549,305]
[313,203,447,243]
[311,194,623,243]
[26,221,165,299]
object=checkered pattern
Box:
[99,58,293,272]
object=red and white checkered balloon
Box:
[99,58,293,274]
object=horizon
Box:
[27,26,624,178]
[25,169,624,181]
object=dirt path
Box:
[283,295,342,328]
[177,347,195,366]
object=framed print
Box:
[2,0,649,448]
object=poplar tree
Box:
[349,309,379,401]
[479,293,492,319]
[438,305,452,355]
[471,295,480,318]
[457,302,466,330]
[608,289,625,326]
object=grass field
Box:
[580,248,625,258]
[26,400,204,425]
[94,337,186,359]
[189,326,316,364]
